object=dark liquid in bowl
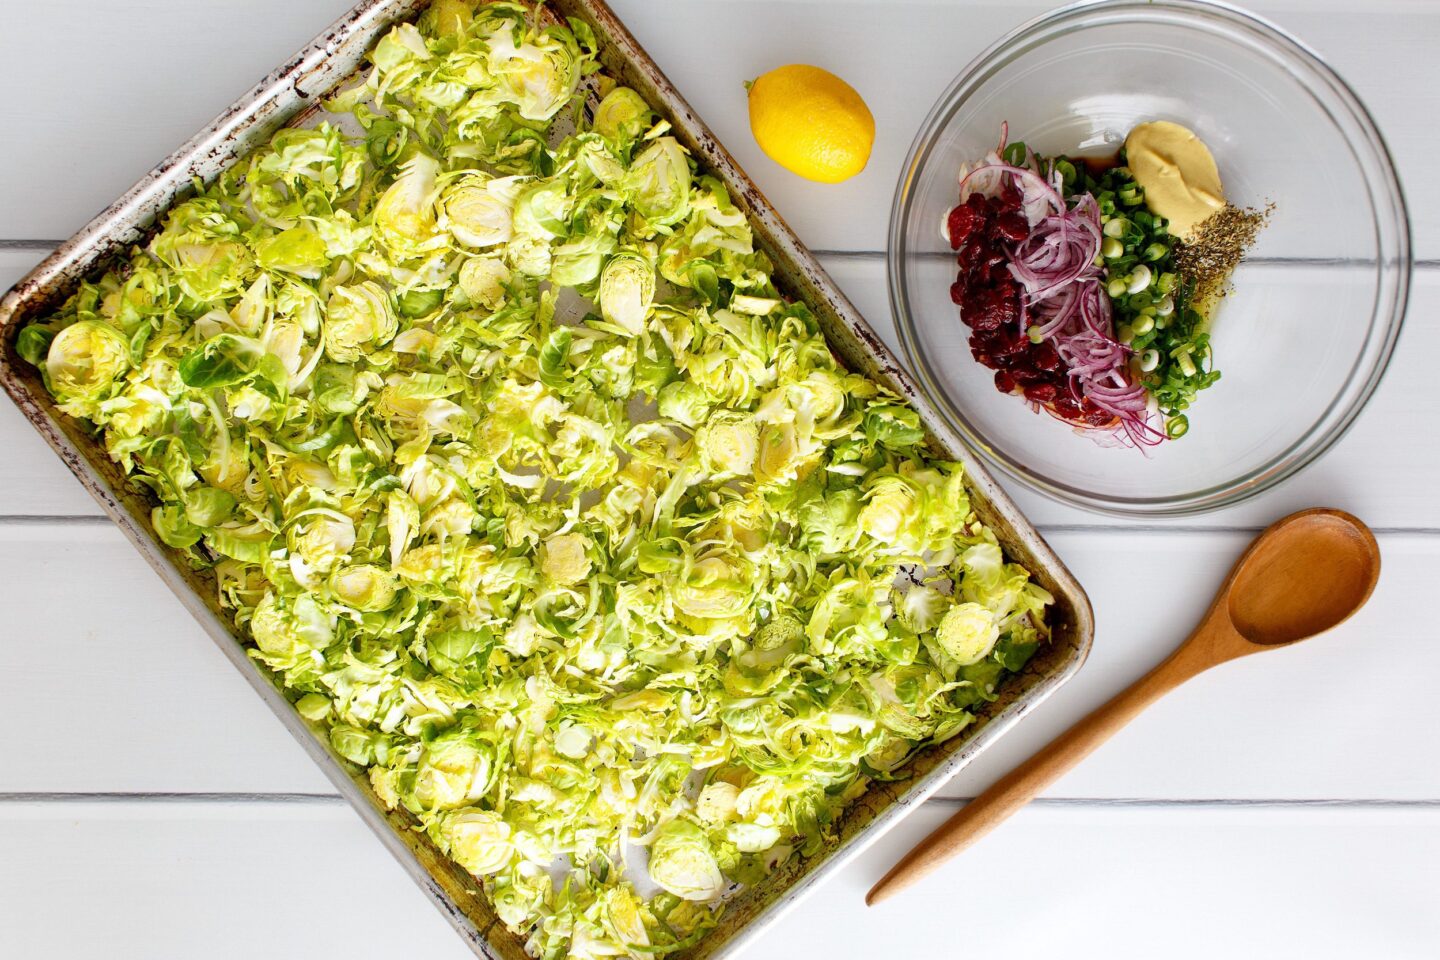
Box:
[1078,151,1121,175]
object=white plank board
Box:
[2,798,1436,960]
[0,521,335,794]
[0,800,477,960]
[1,522,1434,800]
[0,1,1435,258]
[2,3,1436,957]
[757,802,1440,960]
[4,246,1437,531]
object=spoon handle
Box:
[866,637,1216,906]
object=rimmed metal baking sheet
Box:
[0,2,1093,957]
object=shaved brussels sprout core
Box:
[21,4,1051,957]
[540,531,592,584]
[936,602,1001,665]
[594,87,652,145]
[627,137,692,228]
[599,248,656,335]
[44,320,130,416]
[439,173,525,249]
[440,808,513,876]
[649,820,728,901]
[325,282,398,362]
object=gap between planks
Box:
[2,791,1438,810]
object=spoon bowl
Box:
[1227,511,1380,646]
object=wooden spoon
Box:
[866,508,1380,906]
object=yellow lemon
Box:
[748,64,875,184]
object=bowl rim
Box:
[887,0,1413,518]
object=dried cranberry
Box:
[1031,342,1061,371]
[949,182,1084,415]
[1010,365,1048,385]
[1023,382,1059,403]
[969,308,1000,332]
[995,212,1030,242]
[958,236,986,271]
[996,331,1028,356]
[1080,400,1114,427]
[975,288,1017,332]
[993,274,1020,302]
[1052,395,1082,419]
[968,334,1000,369]
[946,205,985,249]
[989,309,1014,332]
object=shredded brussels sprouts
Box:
[22,4,1051,957]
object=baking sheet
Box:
[0,2,1093,957]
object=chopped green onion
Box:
[1166,415,1190,439]
[1072,156,1221,436]
[1126,264,1152,294]
[1176,348,1197,378]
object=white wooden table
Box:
[1,2,1437,957]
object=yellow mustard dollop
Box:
[1124,121,1225,241]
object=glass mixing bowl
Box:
[889,0,1410,516]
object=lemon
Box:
[748,65,875,184]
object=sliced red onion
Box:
[959,162,1065,223]
[1029,284,1080,339]
[1008,199,1102,301]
